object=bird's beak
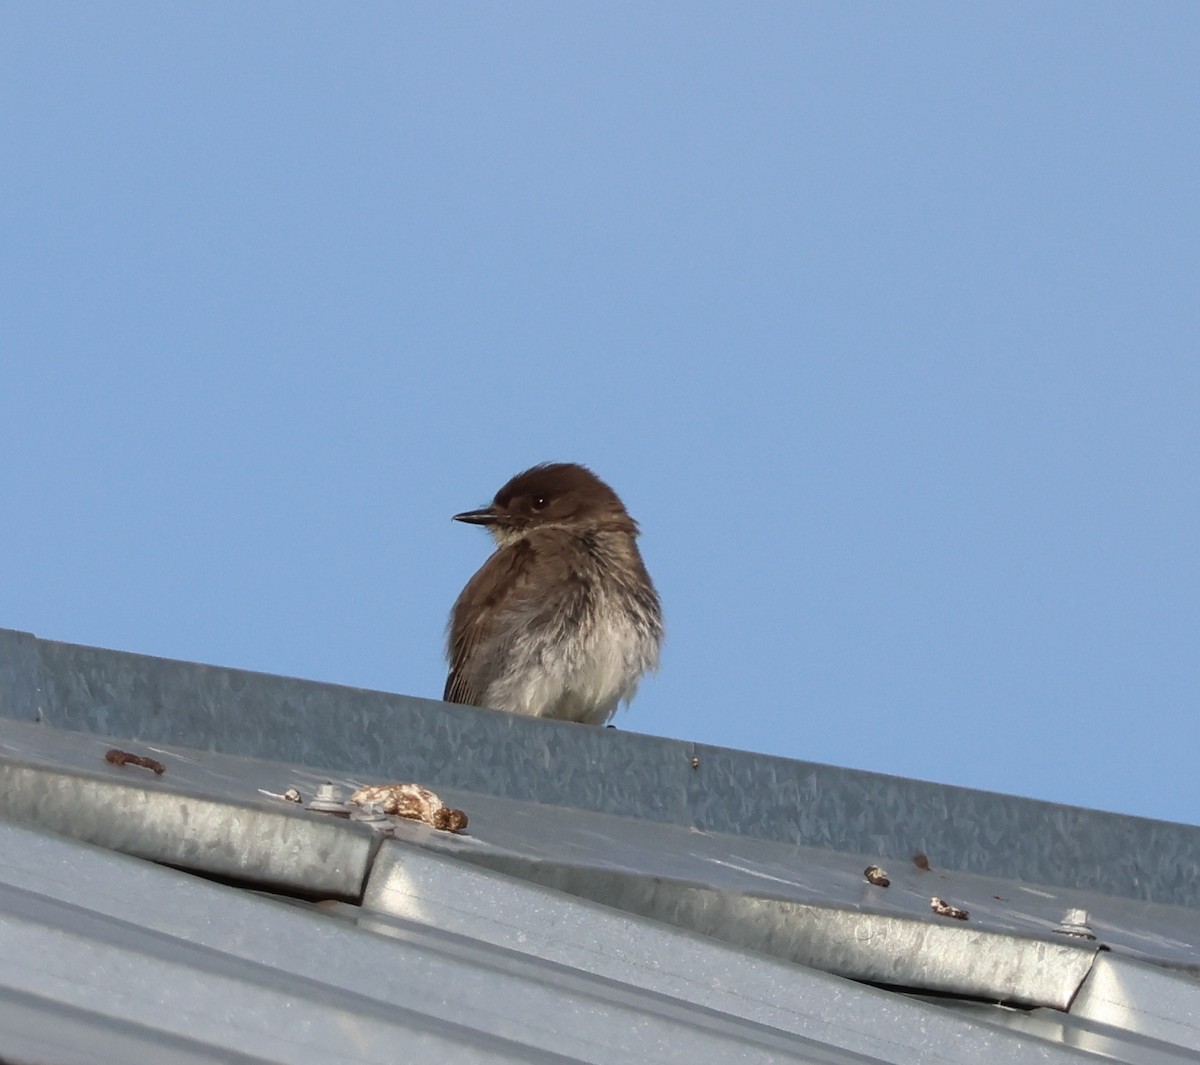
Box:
[452,506,500,526]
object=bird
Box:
[444,462,663,724]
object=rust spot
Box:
[105,749,166,775]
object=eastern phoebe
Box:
[445,462,663,724]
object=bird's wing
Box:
[444,539,561,707]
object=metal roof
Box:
[1,625,1199,1063]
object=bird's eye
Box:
[531,495,548,511]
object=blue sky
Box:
[3,5,1197,825]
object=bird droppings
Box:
[104,748,166,775]
[931,897,969,920]
[257,786,304,804]
[864,865,890,887]
[350,783,468,833]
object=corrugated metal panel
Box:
[0,758,378,896]
[4,625,1198,907]
[0,820,884,1064]
[5,803,1196,1065]
[3,715,1200,993]
[1072,954,1200,1051]
[3,628,1200,1064]
[0,990,282,1065]
[361,845,1098,1065]
[928,995,1200,1065]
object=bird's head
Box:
[453,462,637,545]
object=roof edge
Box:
[2,625,1197,907]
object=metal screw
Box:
[349,801,395,835]
[1053,908,1096,939]
[307,781,349,814]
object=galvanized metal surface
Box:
[2,635,1200,1064]
[1072,954,1200,1052]
[0,988,284,1065]
[388,790,1200,978]
[3,800,1195,1065]
[363,844,1101,1065]
[921,999,1198,1065]
[398,818,1098,1008]
[8,713,1200,1015]
[0,748,381,899]
[2,625,1198,907]
[0,762,379,898]
[0,821,879,1065]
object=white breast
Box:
[484,602,659,725]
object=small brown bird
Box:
[445,462,663,724]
